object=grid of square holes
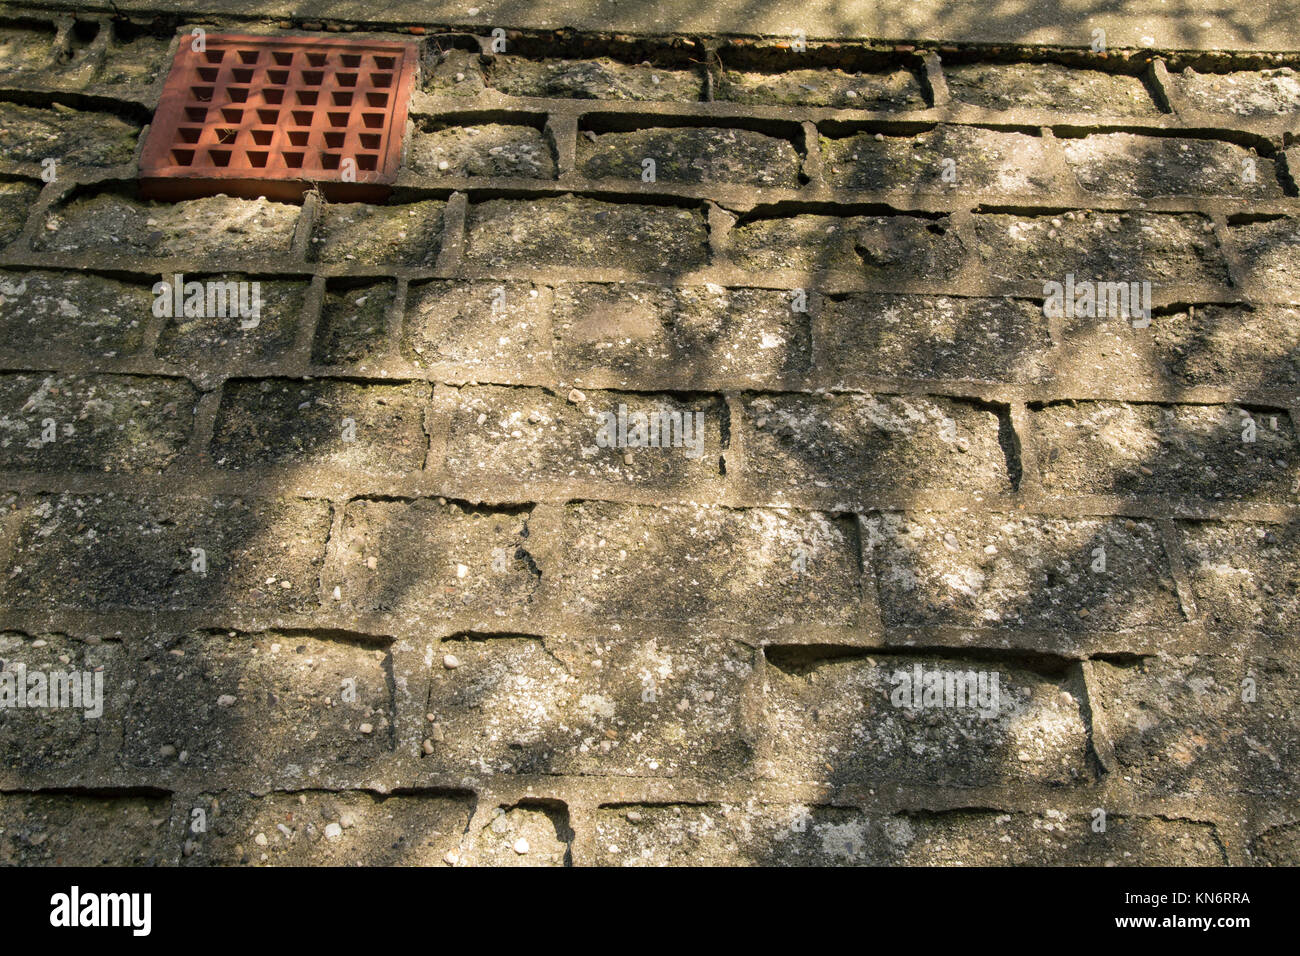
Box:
[144,35,415,183]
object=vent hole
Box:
[171,148,195,165]
[262,89,285,104]
[287,130,310,146]
[361,112,384,129]
[227,87,249,103]
[283,151,305,168]
[184,107,207,122]
[359,133,381,150]
[321,153,341,170]
[370,72,393,88]
[256,108,279,124]
[341,54,361,67]
[302,70,324,86]
[177,127,202,143]
[250,129,274,145]
[291,110,314,126]
[191,86,214,101]
[238,49,260,64]
[324,131,346,149]
[296,90,319,105]
[232,67,255,83]
[356,153,378,171]
[220,107,243,123]
[214,127,238,144]
[197,67,219,82]
[203,49,225,63]
[306,52,327,66]
[272,51,293,65]
[336,72,358,87]
[374,56,396,69]
[246,150,269,168]
[331,91,354,106]
[365,92,388,107]
[327,112,349,128]
[207,149,232,167]
[267,69,289,84]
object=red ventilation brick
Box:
[140,34,418,202]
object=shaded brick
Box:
[0,101,138,168]
[461,803,572,866]
[1090,654,1298,797]
[740,393,1010,497]
[422,48,487,96]
[308,200,444,266]
[0,792,170,866]
[423,633,755,778]
[1062,134,1282,198]
[0,270,150,359]
[37,193,300,259]
[554,283,810,387]
[1173,67,1300,116]
[1154,304,1300,390]
[1,493,331,613]
[0,23,55,75]
[211,379,429,474]
[156,277,307,369]
[311,281,397,366]
[443,386,724,488]
[401,280,549,372]
[1178,521,1300,636]
[337,499,539,619]
[944,63,1159,115]
[558,501,861,626]
[972,212,1229,285]
[822,127,1056,193]
[93,30,173,90]
[463,197,708,273]
[0,373,196,472]
[408,123,555,178]
[182,790,471,866]
[489,57,703,102]
[816,294,1054,385]
[718,67,925,109]
[0,631,126,773]
[764,650,1088,787]
[578,127,800,188]
[862,511,1183,631]
[1250,821,1300,865]
[0,180,38,248]
[1231,217,1300,291]
[729,214,965,280]
[125,630,392,774]
[1034,402,1297,502]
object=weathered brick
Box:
[181,790,471,866]
[311,281,397,366]
[0,181,38,248]
[93,29,173,90]
[718,67,924,109]
[972,212,1230,285]
[443,386,724,488]
[157,277,307,369]
[730,213,965,281]
[1062,134,1282,198]
[862,511,1183,631]
[816,294,1054,385]
[578,127,800,188]
[1178,521,1300,636]
[401,280,549,372]
[489,57,703,102]
[37,193,300,259]
[0,101,139,168]
[0,373,196,472]
[0,631,126,773]
[944,63,1159,115]
[408,123,556,178]
[0,270,150,359]
[211,379,429,474]
[1230,217,1300,291]
[554,283,810,387]
[1,493,331,613]
[1154,304,1300,389]
[740,393,1011,497]
[463,197,708,273]
[1089,654,1298,797]
[764,650,1089,787]
[336,499,539,619]
[422,48,487,96]
[460,803,572,866]
[308,200,444,266]
[124,630,392,774]
[0,23,55,75]
[821,127,1057,194]
[558,501,861,626]
[1250,821,1300,865]
[0,792,171,866]
[1172,67,1300,116]
[423,633,756,777]
[1034,402,1298,502]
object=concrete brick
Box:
[311,281,397,366]
[0,23,55,75]
[718,66,925,109]
[821,127,1057,194]
[422,48,487,97]
[460,803,572,866]
[1155,304,1300,390]
[815,294,1054,385]
[93,30,173,90]
[740,393,1011,497]
[1,493,331,613]
[1033,402,1298,502]
[554,283,810,387]
[336,499,539,619]
[1178,521,1300,636]
[972,212,1230,286]
[211,379,429,474]
[0,792,171,866]
[1172,67,1300,116]
[1250,821,1300,865]
[0,270,151,359]
[729,214,965,281]
[763,650,1089,787]
[124,630,393,774]
[0,101,139,168]
[0,631,126,773]
[157,278,308,369]
[1230,217,1300,291]
[0,373,196,472]
[578,127,800,188]
[408,123,556,178]
[401,280,549,372]
[0,181,38,248]
[1062,134,1282,198]
[862,511,1183,631]
[181,790,471,866]
[489,56,704,102]
[308,200,445,267]
[944,63,1159,115]
[443,385,724,487]
[463,197,708,273]
[422,633,756,777]
[557,501,861,626]
[37,194,300,259]
[1089,654,1298,797]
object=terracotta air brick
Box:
[140,34,418,202]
